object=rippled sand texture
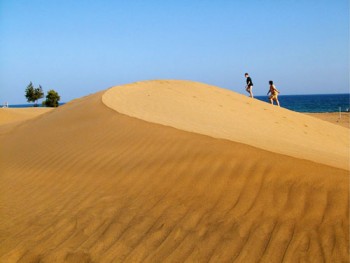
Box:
[0,81,348,262]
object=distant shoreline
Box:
[4,93,350,113]
[1,106,348,129]
[4,103,66,108]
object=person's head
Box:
[245,73,249,77]
[269,80,273,85]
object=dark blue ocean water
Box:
[5,103,65,108]
[255,94,349,113]
[5,94,350,113]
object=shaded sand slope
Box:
[103,80,349,170]
[0,88,349,262]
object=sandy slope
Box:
[0,107,53,126]
[103,80,349,170]
[0,81,349,262]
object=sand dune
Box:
[103,80,349,170]
[0,107,52,126]
[0,108,53,136]
[0,81,348,262]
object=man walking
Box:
[245,73,254,98]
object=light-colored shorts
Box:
[269,94,278,100]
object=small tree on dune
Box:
[25,82,44,107]
[43,89,60,107]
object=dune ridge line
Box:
[102,80,349,170]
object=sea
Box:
[256,94,349,113]
[5,103,66,108]
[4,94,350,113]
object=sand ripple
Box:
[0,84,348,262]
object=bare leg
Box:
[246,86,253,98]
[269,98,273,105]
[276,99,280,106]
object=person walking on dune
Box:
[267,80,280,106]
[244,73,254,98]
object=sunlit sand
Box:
[0,80,348,262]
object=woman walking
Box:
[267,80,280,106]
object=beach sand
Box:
[0,80,348,262]
[307,112,349,129]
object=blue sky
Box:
[0,0,348,104]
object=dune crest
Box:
[103,80,349,170]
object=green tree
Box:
[43,89,60,107]
[25,82,44,107]
[25,82,35,102]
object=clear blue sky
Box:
[0,0,349,104]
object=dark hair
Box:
[269,80,273,85]
[245,73,249,76]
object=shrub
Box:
[43,89,60,107]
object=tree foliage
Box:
[43,89,60,107]
[25,82,44,106]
